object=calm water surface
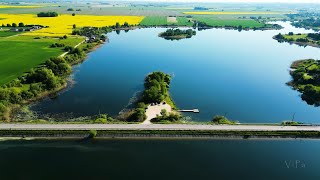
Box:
[0,139,319,180]
[31,22,320,123]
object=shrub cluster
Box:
[37,12,58,17]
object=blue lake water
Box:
[31,22,320,123]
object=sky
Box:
[122,0,320,3]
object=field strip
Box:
[183,11,284,15]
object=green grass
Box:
[194,16,264,28]
[140,16,193,26]
[140,16,168,26]
[284,34,307,40]
[0,35,84,86]
[176,17,193,26]
[0,31,22,37]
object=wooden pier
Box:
[178,109,200,113]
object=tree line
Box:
[37,12,58,17]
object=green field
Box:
[140,16,193,26]
[140,16,168,26]
[194,16,264,28]
[0,35,84,85]
[0,31,22,37]
[284,34,307,40]
[176,17,193,26]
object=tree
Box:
[0,103,6,114]
[0,88,10,101]
[288,32,294,36]
[73,24,76,29]
[12,23,17,27]
[6,24,11,27]
[123,22,129,27]
[26,68,58,90]
[18,22,24,27]
[130,108,147,122]
[115,22,120,28]
[72,13,76,16]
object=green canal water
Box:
[0,139,319,180]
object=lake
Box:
[0,139,319,180]
[31,22,320,123]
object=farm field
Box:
[184,11,283,15]
[140,16,167,26]
[0,14,144,36]
[194,16,264,28]
[140,16,193,26]
[0,5,43,9]
[0,5,181,16]
[0,30,22,37]
[0,35,84,85]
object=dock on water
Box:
[178,109,200,113]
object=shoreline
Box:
[273,35,320,49]
[6,40,107,121]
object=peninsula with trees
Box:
[127,71,181,123]
[288,59,320,106]
[274,32,320,48]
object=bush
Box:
[21,90,34,100]
[9,89,22,104]
[26,68,59,90]
[0,89,10,101]
[0,103,6,113]
[212,115,236,125]
[64,46,74,52]
[89,130,97,138]
[151,112,182,123]
[129,108,147,122]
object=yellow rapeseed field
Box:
[0,5,43,8]
[183,11,283,15]
[0,14,144,36]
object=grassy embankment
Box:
[0,129,319,139]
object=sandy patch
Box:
[142,103,172,124]
[167,16,177,23]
